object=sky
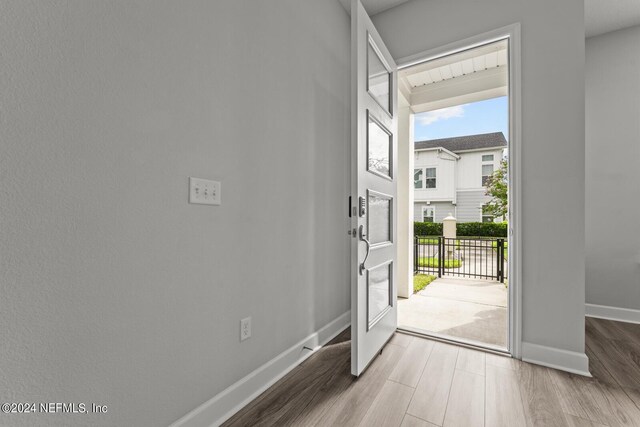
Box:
[414,96,508,142]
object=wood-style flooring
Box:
[222,317,640,426]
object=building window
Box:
[414,169,423,189]
[422,206,435,223]
[482,154,494,162]
[425,167,436,188]
[482,204,494,223]
[482,164,494,186]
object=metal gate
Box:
[414,236,506,282]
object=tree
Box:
[484,158,508,218]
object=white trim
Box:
[450,147,506,154]
[456,188,486,192]
[481,163,494,187]
[586,303,640,324]
[424,166,437,189]
[413,167,423,189]
[398,23,523,359]
[522,342,591,377]
[509,23,523,360]
[422,205,435,222]
[414,199,454,203]
[170,311,351,427]
[414,166,438,191]
[414,147,460,159]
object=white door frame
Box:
[395,24,522,359]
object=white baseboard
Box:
[170,311,351,427]
[585,303,640,324]
[521,342,591,377]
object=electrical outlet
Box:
[189,177,221,205]
[240,317,251,341]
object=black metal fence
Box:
[414,236,507,282]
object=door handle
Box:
[359,225,370,275]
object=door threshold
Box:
[397,325,510,357]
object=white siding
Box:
[414,149,456,202]
[456,149,504,190]
[414,201,456,223]
[455,190,492,223]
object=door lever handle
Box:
[359,225,370,275]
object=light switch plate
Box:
[189,177,221,205]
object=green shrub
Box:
[457,222,508,237]
[414,221,507,238]
[416,237,461,248]
[413,274,436,293]
[417,257,461,268]
[414,222,442,236]
[416,236,440,245]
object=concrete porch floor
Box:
[397,276,508,348]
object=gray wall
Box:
[456,190,489,223]
[586,25,640,311]
[0,1,350,426]
[413,202,455,223]
[374,0,586,355]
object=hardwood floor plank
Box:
[443,370,484,427]
[548,367,610,425]
[389,337,434,387]
[315,342,406,426]
[606,339,640,388]
[406,341,459,425]
[587,318,640,344]
[486,352,520,371]
[279,347,354,426]
[623,386,640,409]
[587,331,640,390]
[612,321,640,343]
[455,347,486,376]
[588,382,640,427]
[358,380,414,427]
[518,362,568,427]
[485,364,527,427]
[390,332,414,348]
[564,413,608,427]
[586,343,619,386]
[401,414,439,427]
[222,340,351,426]
[221,318,640,427]
[587,317,627,340]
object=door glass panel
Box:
[368,115,392,179]
[368,193,391,245]
[368,40,391,113]
[368,262,391,328]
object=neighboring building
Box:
[414,132,506,223]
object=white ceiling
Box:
[398,40,508,113]
[340,0,640,39]
[585,0,640,38]
[400,41,508,88]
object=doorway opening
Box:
[395,38,514,352]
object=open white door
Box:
[350,0,398,377]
